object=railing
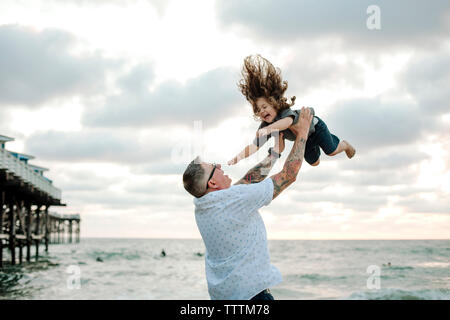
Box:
[0,148,61,200]
[49,212,80,220]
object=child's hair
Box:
[238,54,296,120]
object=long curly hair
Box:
[238,54,296,119]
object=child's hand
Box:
[256,128,275,138]
[227,157,239,165]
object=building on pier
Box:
[0,134,80,267]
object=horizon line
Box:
[77,237,450,241]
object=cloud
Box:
[395,195,450,214]
[215,0,450,50]
[269,144,432,213]
[117,63,156,94]
[282,50,366,95]
[64,184,190,210]
[124,176,183,195]
[339,147,429,171]
[400,52,450,115]
[65,189,189,209]
[0,24,119,107]
[82,66,243,128]
[0,109,9,126]
[276,187,389,212]
[54,168,118,192]
[314,49,450,156]
[131,162,188,176]
[49,0,171,16]
[24,129,172,164]
[299,164,419,189]
[323,97,432,153]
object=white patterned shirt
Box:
[193,178,282,300]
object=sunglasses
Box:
[205,163,217,190]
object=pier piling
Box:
[0,191,4,268]
[9,199,16,265]
[26,202,31,262]
[1,134,80,267]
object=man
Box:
[182,107,313,300]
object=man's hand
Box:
[289,107,313,139]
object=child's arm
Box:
[256,117,294,137]
[228,143,260,165]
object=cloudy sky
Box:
[1,0,449,239]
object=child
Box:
[228,54,355,166]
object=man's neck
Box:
[204,186,229,195]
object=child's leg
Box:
[314,117,355,159]
[304,135,321,166]
[328,140,355,158]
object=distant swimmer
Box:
[382,262,391,267]
[161,249,166,257]
[96,257,103,262]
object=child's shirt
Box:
[253,107,318,147]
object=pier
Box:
[0,135,79,267]
[48,212,81,244]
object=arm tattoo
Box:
[271,137,306,199]
[234,155,278,185]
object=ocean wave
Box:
[380,274,406,280]
[285,273,347,283]
[87,251,142,261]
[347,288,450,300]
[384,265,414,271]
[416,262,450,268]
[410,248,435,254]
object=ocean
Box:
[0,239,449,300]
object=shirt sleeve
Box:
[233,179,274,220]
[292,107,315,124]
[279,108,297,121]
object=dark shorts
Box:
[304,116,340,165]
[250,289,274,300]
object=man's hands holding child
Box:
[289,106,313,139]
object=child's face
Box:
[255,97,277,123]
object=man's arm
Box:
[270,107,312,199]
[233,153,279,185]
[234,133,285,185]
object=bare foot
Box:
[344,141,355,159]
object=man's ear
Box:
[208,179,219,190]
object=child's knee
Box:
[326,145,340,156]
[311,159,320,166]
